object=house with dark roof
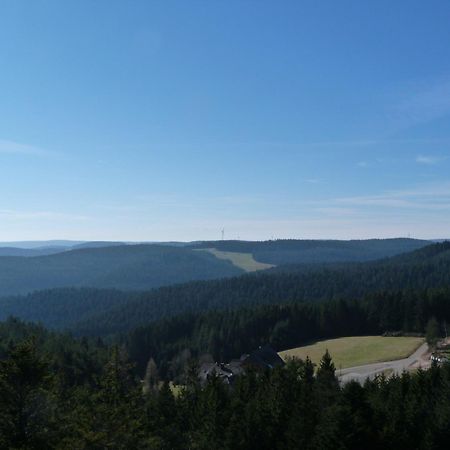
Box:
[240,345,285,371]
[199,362,236,385]
[198,345,284,385]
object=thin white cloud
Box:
[416,155,445,165]
[390,79,450,129]
[0,209,89,221]
[337,196,425,209]
[332,182,450,211]
[0,139,58,157]
[314,207,357,215]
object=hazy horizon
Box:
[0,236,447,249]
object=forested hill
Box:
[271,240,450,273]
[0,240,125,256]
[70,241,450,336]
[0,244,243,296]
[0,237,429,262]
[0,288,134,329]
[0,247,68,257]
[191,237,430,265]
[1,241,447,335]
[126,286,450,377]
[2,316,450,449]
[0,238,430,297]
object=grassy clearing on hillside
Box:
[279,336,424,369]
[201,248,274,272]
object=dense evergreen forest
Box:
[0,238,430,296]
[3,252,450,379]
[70,242,450,336]
[124,286,450,377]
[3,286,450,380]
[1,318,450,450]
[0,288,135,329]
[191,237,429,264]
[0,241,449,336]
[0,244,243,296]
[0,318,109,387]
[1,241,450,448]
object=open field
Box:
[279,336,425,369]
[201,248,274,272]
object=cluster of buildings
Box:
[431,341,450,364]
[431,352,450,364]
[199,344,285,385]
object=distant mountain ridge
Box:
[0,239,430,292]
[0,244,243,296]
[0,240,86,249]
[69,241,450,336]
[1,240,449,336]
[191,238,431,265]
[0,247,69,257]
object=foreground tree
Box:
[426,317,440,348]
[0,339,57,449]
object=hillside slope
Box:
[192,238,430,265]
[0,244,243,296]
[69,241,450,336]
[0,288,132,329]
[1,241,447,335]
[0,247,69,257]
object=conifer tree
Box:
[426,317,440,348]
[316,350,339,405]
[0,338,56,449]
[143,357,159,394]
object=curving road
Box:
[338,342,429,384]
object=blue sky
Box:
[1,0,450,241]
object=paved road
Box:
[338,342,429,384]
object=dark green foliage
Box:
[0,241,448,335]
[0,317,108,388]
[124,287,450,377]
[192,238,429,264]
[0,243,243,297]
[2,320,450,449]
[426,317,440,347]
[3,242,450,380]
[0,288,132,329]
[63,347,147,449]
[70,241,450,336]
[0,339,55,449]
[1,241,450,448]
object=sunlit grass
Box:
[279,336,424,369]
[201,248,274,272]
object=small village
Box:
[199,345,285,385]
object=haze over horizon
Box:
[1,1,450,241]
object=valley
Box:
[1,238,449,449]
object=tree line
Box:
[0,242,448,337]
[125,287,450,378]
[1,328,450,449]
[72,241,450,337]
